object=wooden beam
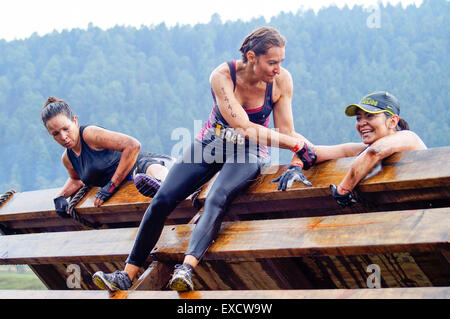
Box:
[0,207,447,265]
[198,147,450,218]
[0,182,197,231]
[152,207,450,261]
[131,261,173,291]
[0,287,448,299]
[1,147,449,232]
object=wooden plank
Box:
[0,287,448,299]
[0,208,447,265]
[1,147,449,232]
[0,182,197,231]
[152,207,449,261]
[199,147,450,217]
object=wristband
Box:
[291,161,304,168]
[107,181,117,193]
[291,143,301,153]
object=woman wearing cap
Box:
[273,91,427,207]
[92,26,317,292]
[41,97,172,215]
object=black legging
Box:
[126,141,263,266]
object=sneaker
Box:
[134,173,161,198]
[168,264,194,292]
[92,270,132,291]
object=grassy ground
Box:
[0,266,47,290]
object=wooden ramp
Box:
[0,147,449,297]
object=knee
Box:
[142,191,173,221]
[204,188,229,213]
[146,164,168,182]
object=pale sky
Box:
[0,0,423,41]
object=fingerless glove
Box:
[271,164,312,191]
[95,181,118,202]
[292,143,317,170]
[330,184,357,208]
[53,196,70,218]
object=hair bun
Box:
[44,96,62,108]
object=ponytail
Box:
[397,118,409,131]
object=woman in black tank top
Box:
[273,91,427,207]
[41,97,171,212]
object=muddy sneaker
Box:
[168,263,194,292]
[92,270,132,291]
[133,173,161,198]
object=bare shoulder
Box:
[273,68,293,103]
[210,62,232,83]
[275,67,293,88]
[82,125,104,137]
[393,130,427,150]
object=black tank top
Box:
[67,126,131,187]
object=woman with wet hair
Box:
[41,97,172,216]
[93,26,317,292]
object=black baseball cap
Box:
[345,91,400,117]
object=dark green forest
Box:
[0,0,448,193]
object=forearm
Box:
[237,122,306,150]
[314,143,367,164]
[338,149,381,192]
[58,178,84,198]
[110,147,140,186]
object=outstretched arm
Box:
[272,69,311,146]
[210,65,304,150]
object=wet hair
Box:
[384,112,409,131]
[239,26,286,63]
[41,97,74,127]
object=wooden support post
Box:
[131,261,173,291]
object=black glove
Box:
[330,184,357,208]
[53,196,71,218]
[95,181,118,202]
[295,143,317,170]
[271,164,312,191]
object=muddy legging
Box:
[126,141,263,266]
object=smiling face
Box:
[355,109,399,144]
[250,46,285,83]
[45,114,80,150]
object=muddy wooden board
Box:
[199,147,450,219]
[1,147,449,232]
[1,208,448,290]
